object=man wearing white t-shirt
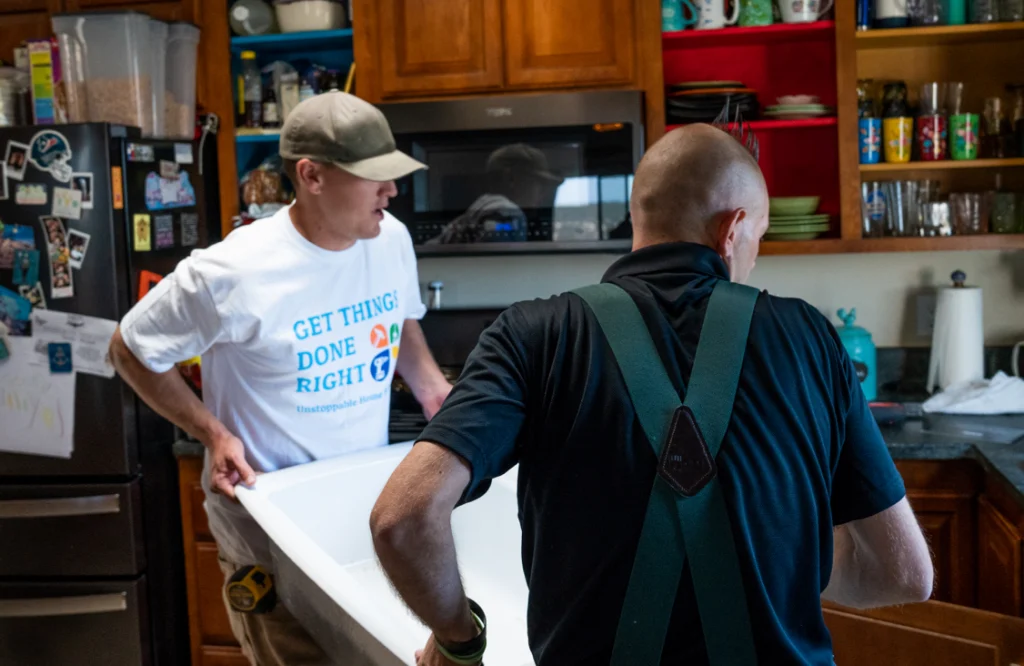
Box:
[109,92,452,665]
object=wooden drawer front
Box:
[201,646,248,666]
[192,484,213,540]
[196,542,238,645]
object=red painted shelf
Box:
[667,117,837,131]
[662,20,835,49]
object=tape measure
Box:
[226,565,277,614]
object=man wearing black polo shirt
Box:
[370,124,933,666]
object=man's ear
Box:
[715,208,746,260]
[296,159,322,195]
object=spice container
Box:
[166,22,200,139]
[52,11,153,134]
[149,19,169,137]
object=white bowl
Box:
[777,94,820,106]
[274,0,346,32]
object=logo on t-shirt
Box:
[389,323,400,343]
[370,349,391,382]
[370,324,389,349]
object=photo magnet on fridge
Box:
[4,141,29,181]
[12,249,40,286]
[48,341,73,373]
[133,213,152,251]
[39,215,74,299]
[18,282,47,310]
[0,223,34,270]
[15,183,46,206]
[67,229,90,268]
[52,186,83,220]
[154,214,174,249]
[71,172,94,209]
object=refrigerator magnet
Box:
[154,214,175,249]
[71,172,94,210]
[52,186,83,220]
[0,224,35,270]
[15,183,46,206]
[127,143,155,163]
[174,143,194,165]
[18,282,47,310]
[39,215,74,300]
[12,249,40,286]
[137,270,163,300]
[67,230,90,269]
[180,212,199,247]
[133,214,152,251]
[4,141,29,181]
[159,159,178,180]
[111,166,124,210]
[47,342,73,373]
[27,130,73,183]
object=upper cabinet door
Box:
[377,0,503,98]
[503,0,635,89]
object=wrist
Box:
[196,419,231,448]
[434,599,486,664]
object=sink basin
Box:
[237,442,533,666]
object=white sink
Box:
[237,442,534,666]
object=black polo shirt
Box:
[419,242,906,665]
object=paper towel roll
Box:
[928,286,984,392]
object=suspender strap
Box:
[573,280,759,666]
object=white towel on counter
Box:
[922,372,1024,414]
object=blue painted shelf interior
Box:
[231,28,353,180]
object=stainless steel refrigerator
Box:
[0,122,221,666]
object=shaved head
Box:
[630,124,769,282]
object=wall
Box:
[418,249,1024,347]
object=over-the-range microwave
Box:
[377,89,644,256]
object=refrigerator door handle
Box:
[0,494,121,519]
[0,593,128,618]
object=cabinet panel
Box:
[202,646,249,666]
[503,0,634,89]
[62,0,190,19]
[0,0,59,14]
[377,0,503,97]
[908,491,976,606]
[977,496,1023,617]
[0,12,52,64]
[196,542,238,645]
[824,601,1024,665]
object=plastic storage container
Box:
[52,11,153,134]
[149,19,169,137]
[274,0,347,32]
[166,22,200,139]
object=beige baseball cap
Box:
[279,91,426,182]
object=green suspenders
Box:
[572,280,759,665]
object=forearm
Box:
[109,327,229,444]
[823,521,930,609]
[371,507,476,642]
[396,320,450,414]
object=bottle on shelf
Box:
[857,79,882,165]
[262,85,280,129]
[299,78,315,104]
[240,50,263,129]
[881,81,912,163]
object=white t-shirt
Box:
[120,205,426,565]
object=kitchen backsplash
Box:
[418,249,1024,347]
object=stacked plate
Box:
[666,81,759,124]
[763,95,833,120]
[765,196,830,241]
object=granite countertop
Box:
[173,414,1024,506]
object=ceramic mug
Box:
[662,0,700,30]
[696,0,740,28]
[883,117,913,163]
[740,0,774,25]
[779,0,834,22]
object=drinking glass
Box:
[950,192,988,234]
[990,192,1020,233]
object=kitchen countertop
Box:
[173,414,1024,506]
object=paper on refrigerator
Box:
[28,309,118,378]
[0,336,75,458]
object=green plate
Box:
[764,231,827,241]
[769,214,830,226]
[766,222,831,236]
[769,196,820,216]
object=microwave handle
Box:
[0,494,121,519]
[0,593,128,618]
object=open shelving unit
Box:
[656,5,1024,253]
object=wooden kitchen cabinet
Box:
[0,10,53,63]
[372,0,503,98]
[502,0,634,90]
[977,495,1024,617]
[179,455,244,665]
